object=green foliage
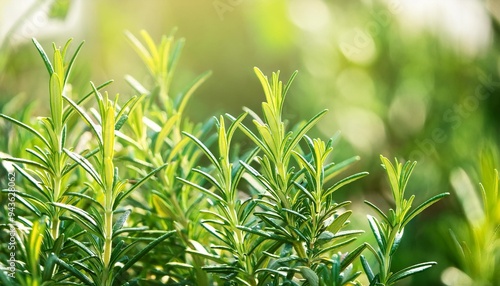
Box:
[121,30,213,285]
[362,156,449,285]
[0,31,448,285]
[233,68,368,285]
[181,114,265,285]
[0,36,175,286]
[447,146,500,286]
[180,69,368,285]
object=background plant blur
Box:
[1,0,499,285]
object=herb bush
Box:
[0,30,458,285]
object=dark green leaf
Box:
[55,255,94,285]
[63,93,102,144]
[114,230,176,278]
[387,261,437,284]
[52,202,98,230]
[402,192,449,227]
[389,229,404,255]
[340,243,367,271]
[42,253,58,281]
[114,163,167,207]
[316,237,358,256]
[360,255,375,282]
[298,266,319,286]
[178,177,224,202]
[64,191,104,211]
[68,238,95,257]
[282,208,308,221]
[364,200,389,223]
[324,172,369,197]
[32,38,54,75]
[115,114,128,131]
[367,215,385,251]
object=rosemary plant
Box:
[120,30,213,284]
[60,82,174,286]
[362,156,449,285]
[180,114,267,285]
[0,38,85,242]
[0,30,451,286]
[0,38,111,285]
[0,38,174,286]
[183,68,369,285]
[242,68,368,284]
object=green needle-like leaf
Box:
[360,255,375,282]
[0,114,50,148]
[177,70,212,116]
[326,210,352,234]
[367,215,386,251]
[49,73,63,131]
[32,38,54,75]
[341,243,368,272]
[114,163,167,207]
[324,172,369,197]
[64,148,104,187]
[283,110,328,159]
[299,266,319,286]
[52,202,98,228]
[364,200,390,224]
[0,156,49,171]
[402,192,450,228]
[113,230,176,279]
[387,261,437,284]
[54,255,94,285]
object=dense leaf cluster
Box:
[0,31,450,285]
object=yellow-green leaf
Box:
[49,73,63,132]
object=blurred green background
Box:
[1,0,499,285]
